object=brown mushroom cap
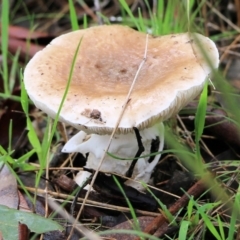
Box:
[24,25,219,134]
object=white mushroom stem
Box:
[62,122,164,191]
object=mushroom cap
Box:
[24,25,219,134]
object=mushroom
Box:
[24,25,219,191]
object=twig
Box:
[20,186,160,217]
[48,198,102,240]
[94,0,103,25]
[134,178,206,239]
[206,1,240,33]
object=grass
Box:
[1,0,240,239]
[1,0,10,95]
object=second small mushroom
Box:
[24,25,219,191]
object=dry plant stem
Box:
[206,1,240,33]
[235,0,240,27]
[77,0,98,21]
[220,34,240,62]
[134,178,206,240]
[20,186,160,216]
[202,2,208,36]
[200,138,215,160]
[225,165,240,188]
[194,196,233,239]
[59,152,76,169]
[38,4,69,32]
[94,0,103,25]
[58,122,68,143]
[47,198,102,240]
[67,35,149,239]
[177,115,196,150]
[222,58,233,77]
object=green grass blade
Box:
[83,14,88,28]
[9,49,20,93]
[179,220,190,240]
[1,0,10,95]
[143,0,155,30]
[195,202,222,240]
[112,176,140,232]
[42,37,83,161]
[187,196,194,221]
[20,70,29,114]
[138,8,146,32]
[217,214,225,240]
[142,183,177,225]
[118,0,140,30]
[8,119,13,153]
[156,0,164,35]
[68,0,79,30]
[97,12,111,25]
[227,188,240,239]
[194,82,208,161]
[0,94,21,101]
[21,76,42,159]
[0,146,15,164]
[15,149,36,165]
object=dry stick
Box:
[48,198,102,240]
[67,34,149,239]
[78,1,98,21]
[206,1,240,33]
[220,34,240,62]
[21,186,160,217]
[94,0,103,25]
[133,178,206,240]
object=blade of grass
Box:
[42,37,83,162]
[179,220,191,240]
[119,0,140,30]
[227,187,240,239]
[143,0,155,29]
[7,119,13,153]
[21,76,42,160]
[68,0,79,30]
[0,151,34,202]
[0,146,15,164]
[187,196,194,221]
[217,214,226,240]
[9,49,21,93]
[194,81,208,164]
[112,176,141,231]
[142,182,177,226]
[21,74,44,205]
[138,8,146,32]
[194,202,222,240]
[83,14,88,28]
[1,0,10,95]
[16,149,35,164]
[97,12,111,25]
